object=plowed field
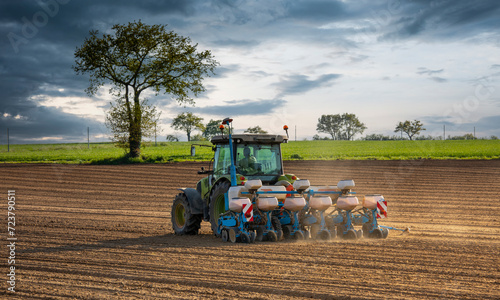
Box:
[1,160,499,299]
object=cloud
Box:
[176,99,287,117]
[417,68,447,83]
[417,68,444,75]
[1,0,499,143]
[272,73,341,97]
[0,105,104,144]
[212,39,260,48]
[285,0,348,24]
[430,77,447,83]
[380,1,500,42]
[212,64,240,78]
[422,114,500,136]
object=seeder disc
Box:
[318,230,332,241]
[267,230,278,242]
[229,228,237,243]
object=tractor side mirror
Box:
[198,167,213,175]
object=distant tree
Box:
[363,134,391,141]
[244,126,268,134]
[415,135,436,140]
[171,112,204,141]
[74,21,218,157]
[395,120,426,140]
[166,134,179,142]
[317,113,366,140]
[312,134,330,140]
[491,135,498,140]
[191,134,206,141]
[203,119,229,140]
[448,133,476,140]
[316,114,342,139]
[341,113,367,140]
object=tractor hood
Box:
[211,134,288,145]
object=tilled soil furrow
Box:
[1,160,499,299]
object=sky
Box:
[1,0,499,144]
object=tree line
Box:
[168,111,432,142]
[169,112,267,142]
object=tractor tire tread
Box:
[171,193,202,235]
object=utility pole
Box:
[443,125,446,140]
[87,127,90,149]
[7,128,9,152]
[155,123,157,146]
[474,126,476,139]
[295,125,297,142]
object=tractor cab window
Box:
[236,144,282,176]
[213,144,231,175]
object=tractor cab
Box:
[210,134,288,185]
[172,120,298,236]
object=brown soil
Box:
[0,160,499,299]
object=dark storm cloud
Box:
[0,106,103,144]
[273,73,341,97]
[285,0,348,23]
[175,99,287,117]
[0,0,203,143]
[380,0,500,41]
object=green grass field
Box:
[0,140,498,164]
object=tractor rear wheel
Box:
[171,193,202,235]
[209,180,230,236]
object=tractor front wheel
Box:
[209,180,230,237]
[171,193,202,235]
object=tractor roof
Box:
[210,134,288,145]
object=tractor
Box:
[171,118,298,238]
[171,118,401,242]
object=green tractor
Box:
[171,120,297,236]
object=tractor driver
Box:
[239,146,257,174]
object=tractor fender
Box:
[178,188,204,215]
[210,178,231,197]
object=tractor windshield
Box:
[235,144,282,177]
[213,142,284,182]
